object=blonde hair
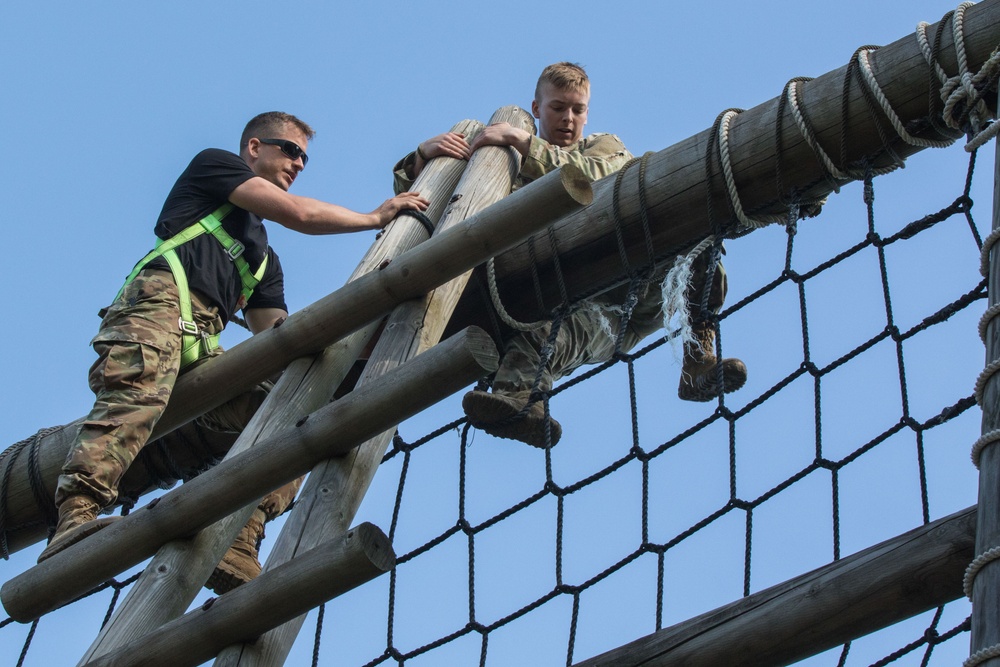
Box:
[534,62,590,101]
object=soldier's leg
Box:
[679,254,747,402]
[42,271,186,561]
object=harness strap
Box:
[116,203,269,368]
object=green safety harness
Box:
[117,203,268,369]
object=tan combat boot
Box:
[678,325,748,402]
[206,508,267,594]
[37,495,119,563]
[463,389,562,448]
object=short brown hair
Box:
[240,112,315,151]
[534,62,590,102]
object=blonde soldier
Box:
[41,112,429,595]
[395,63,745,447]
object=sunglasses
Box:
[259,138,309,166]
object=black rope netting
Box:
[2,6,998,665]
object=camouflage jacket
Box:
[392,131,633,194]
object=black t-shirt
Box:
[149,148,287,324]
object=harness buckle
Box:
[178,318,199,335]
[226,241,245,260]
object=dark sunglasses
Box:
[260,138,309,166]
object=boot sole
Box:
[37,517,120,563]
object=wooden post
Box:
[1,326,499,622]
[574,506,975,667]
[212,105,547,667]
[76,119,483,663]
[79,523,395,667]
[0,152,589,555]
[447,0,1000,326]
[969,141,1000,666]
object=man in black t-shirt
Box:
[39,112,429,591]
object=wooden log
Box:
[0,153,589,556]
[80,522,394,667]
[212,105,541,667]
[970,141,1000,666]
[1,326,499,622]
[76,119,483,664]
[574,506,976,667]
[448,0,1000,328]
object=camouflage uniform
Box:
[397,132,727,394]
[56,268,300,522]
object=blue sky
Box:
[0,1,995,665]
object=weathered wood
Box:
[80,523,395,667]
[76,119,483,664]
[448,0,1000,329]
[0,146,588,556]
[970,140,1000,666]
[574,506,976,667]
[2,326,499,622]
[212,105,544,667]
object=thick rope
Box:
[485,256,548,331]
[916,2,1000,151]
[717,110,789,229]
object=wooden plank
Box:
[574,506,976,667]
[76,119,483,663]
[212,105,544,667]
[80,523,395,667]
[2,326,500,622]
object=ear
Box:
[531,99,540,118]
[245,137,261,162]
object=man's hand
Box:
[417,132,472,162]
[469,122,533,157]
[410,132,472,179]
[371,191,430,228]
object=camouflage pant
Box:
[56,269,300,522]
[494,256,727,393]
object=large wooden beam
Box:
[75,119,484,664]
[2,326,499,622]
[450,0,1000,328]
[212,105,548,667]
[80,523,395,667]
[574,506,976,667]
[970,140,1000,665]
[0,157,590,555]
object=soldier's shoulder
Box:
[583,132,632,156]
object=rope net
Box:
[2,4,998,665]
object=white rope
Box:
[857,49,957,149]
[978,302,1000,344]
[965,642,1000,667]
[660,237,714,359]
[971,429,1000,469]
[974,357,1000,407]
[964,545,1000,598]
[980,227,1000,278]
[785,80,898,183]
[485,256,548,332]
[717,111,789,229]
[915,2,1000,152]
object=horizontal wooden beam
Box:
[450,0,1000,328]
[575,506,976,667]
[0,161,590,555]
[1,326,499,622]
[80,522,394,667]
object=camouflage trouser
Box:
[493,256,727,393]
[56,269,301,522]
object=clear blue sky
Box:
[0,1,994,665]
